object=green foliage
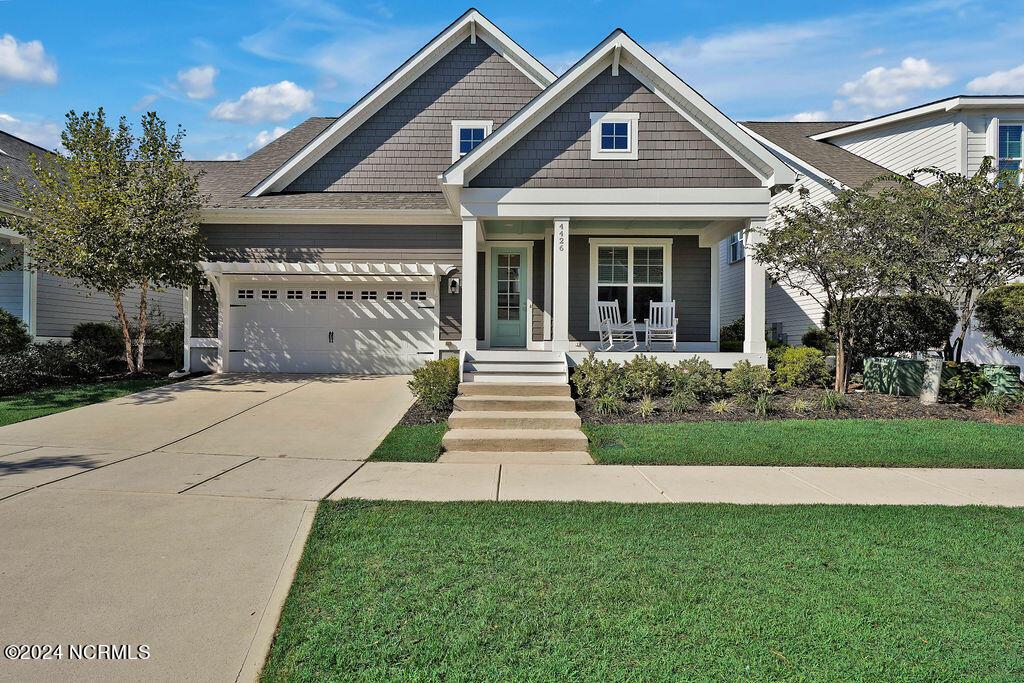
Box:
[148,319,185,368]
[571,354,627,400]
[789,398,812,414]
[709,399,733,415]
[828,294,957,368]
[976,284,1024,355]
[753,392,773,419]
[71,322,124,357]
[724,360,773,403]
[622,355,668,399]
[775,347,829,388]
[941,362,992,406]
[593,394,627,416]
[667,392,697,414]
[816,389,848,413]
[0,341,110,396]
[974,391,1018,416]
[719,317,745,352]
[407,357,460,411]
[801,326,834,355]
[634,395,657,419]
[667,357,724,402]
[0,308,31,355]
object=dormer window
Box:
[590,112,639,160]
[451,120,493,161]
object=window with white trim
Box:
[237,289,254,300]
[310,289,327,300]
[589,112,639,160]
[360,290,377,301]
[410,291,428,301]
[286,289,303,300]
[451,120,492,161]
[260,289,278,300]
[589,239,672,330]
[385,291,403,301]
[728,232,745,263]
[337,290,353,300]
[999,124,1022,183]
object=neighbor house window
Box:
[451,120,493,161]
[589,112,639,160]
[588,239,672,330]
[728,232,745,263]
[260,289,278,300]
[337,290,353,300]
[999,124,1022,183]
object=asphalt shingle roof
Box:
[0,129,51,213]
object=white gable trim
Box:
[811,96,1024,141]
[443,30,795,191]
[247,9,555,197]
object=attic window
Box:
[590,112,639,160]
[451,120,493,161]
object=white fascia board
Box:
[200,208,459,225]
[248,10,555,197]
[738,124,846,191]
[445,30,794,188]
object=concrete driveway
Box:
[0,374,412,682]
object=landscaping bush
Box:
[0,348,39,395]
[622,355,668,399]
[976,284,1024,355]
[0,308,31,355]
[148,319,185,367]
[719,317,745,352]
[407,357,460,411]
[71,321,124,358]
[801,326,834,355]
[940,362,991,406]
[724,360,772,403]
[571,354,627,400]
[775,347,829,388]
[974,391,1019,416]
[0,341,110,396]
[667,357,724,401]
[827,294,957,367]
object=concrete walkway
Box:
[331,462,1024,506]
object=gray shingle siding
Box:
[285,39,541,194]
[35,273,182,338]
[567,234,711,342]
[470,66,760,189]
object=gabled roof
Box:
[810,95,1024,141]
[247,9,556,197]
[740,121,895,190]
[0,129,51,213]
[442,29,796,193]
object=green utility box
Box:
[981,365,1024,398]
[863,357,926,396]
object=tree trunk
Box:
[111,292,137,374]
[135,280,149,372]
[834,342,847,393]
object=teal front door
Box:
[490,247,527,347]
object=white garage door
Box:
[227,282,438,373]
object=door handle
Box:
[329,331,334,343]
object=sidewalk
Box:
[330,462,1024,506]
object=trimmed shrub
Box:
[571,354,627,400]
[976,284,1024,355]
[622,355,668,399]
[71,321,124,357]
[407,357,460,411]
[826,294,957,366]
[724,360,772,403]
[775,347,829,388]
[801,326,834,355]
[0,348,39,395]
[0,308,31,355]
[667,357,725,401]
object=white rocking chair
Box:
[597,301,638,351]
[645,301,678,351]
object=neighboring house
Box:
[722,97,1024,366]
[0,129,182,341]
[182,9,796,374]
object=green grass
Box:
[0,378,171,427]
[585,419,1024,468]
[263,501,1024,682]
[367,423,446,462]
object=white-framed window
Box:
[236,288,254,300]
[361,290,377,301]
[998,123,1022,183]
[260,289,278,300]
[286,289,303,300]
[728,232,745,263]
[337,290,354,300]
[588,238,672,330]
[385,291,403,301]
[309,289,327,300]
[589,112,640,160]
[410,291,428,301]
[451,120,493,161]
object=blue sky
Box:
[2,0,1023,160]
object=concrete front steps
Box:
[440,379,593,465]
[462,350,568,383]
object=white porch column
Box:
[552,218,570,350]
[460,218,478,350]
[211,275,231,373]
[743,220,767,355]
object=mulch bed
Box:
[399,402,450,426]
[577,387,1024,425]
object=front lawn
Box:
[0,378,172,428]
[367,423,446,462]
[263,501,1024,682]
[585,418,1024,468]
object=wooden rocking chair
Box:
[645,301,678,351]
[597,301,638,351]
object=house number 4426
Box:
[557,224,566,252]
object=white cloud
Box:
[247,126,288,151]
[967,63,1024,93]
[0,112,61,149]
[789,111,831,122]
[210,81,314,123]
[0,34,57,84]
[132,93,159,111]
[177,65,218,99]
[837,57,950,110]
[214,151,240,161]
